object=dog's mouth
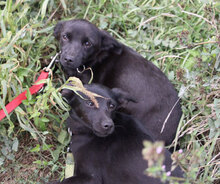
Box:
[92,126,115,137]
[59,58,88,74]
[92,129,113,137]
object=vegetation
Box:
[0,0,219,183]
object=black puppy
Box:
[54,19,182,145]
[50,84,183,184]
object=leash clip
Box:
[76,65,86,73]
[38,52,60,94]
[45,52,61,72]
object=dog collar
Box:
[76,65,94,84]
[76,65,86,73]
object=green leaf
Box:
[39,121,46,131]
[214,53,220,69]
[25,87,32,101]
[41,0,50,20]
[52,145,64,161]
[184,57,195,70]
[214,119,220,129]
[60,0,67,12]
[12,138,19,152]
[17,67,30,78]
[1,62,15,70]
[6,153,15,160]
[98,0,107,8]
[0,97,11,122]
[41,117,50,123]
[0,157,5,166]
[0,2,6,6]
[7,120,14,136]
[43,161,48,166]
[36,26,53,34]
[52,91,69,111]
[17,112,37,139]
[154,37,162,46]
[1,80,7,103]
[58,129,68,145]
[214,98,220,118]
[169,41,177,49]
[1,147,9,157]
[99,17,108,29]
[33,160,42,165]
[30,144,40,152]
[30,111,41,119]
[168,71,174,80]
[128,30,138,38]
[162,38,169,47]
[42,144,52,151]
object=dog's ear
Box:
[54,21,64,40]
[111,88,136,106]
[100,30,122,55]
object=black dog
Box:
[50,84,183,184]
[54,19,182,145]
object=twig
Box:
[14,74,23,91]
[161,85,191,133]
[9,59,20,73]
[138,13,176,29]
[45,3,61,25]
[179,112,202,136]
[84,0,92,19]
[174,40,218,50]
[207,151,220,165]
[157,55,183,61]
[160,97,181,133]
[181,10,212,25]
[193,40,218,46]
[211,5,219,35]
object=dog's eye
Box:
[62,34,68,41]
[108,103,115,109]
[86,100,94,107]
[83,41,92,48]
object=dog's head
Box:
[64,84,134,137]
[54,19,122,71]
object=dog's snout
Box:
[64,56,74,63]
[102,121,114,131]
[61,88,74,104]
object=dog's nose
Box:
[64,56,74,63]
[102,121,114,131]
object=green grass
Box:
[0,0,219,183]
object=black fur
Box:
[50,84,183,184]
[54,19,182,145]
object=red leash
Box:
[0,53,60,121]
